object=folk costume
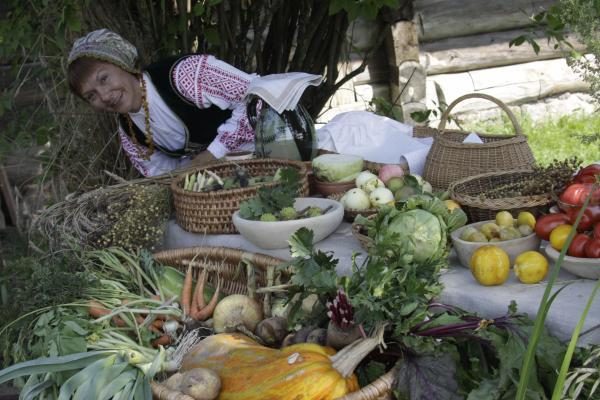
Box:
[68,29,256,177]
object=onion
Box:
[212,294,263,334]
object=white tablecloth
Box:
[162,220,600,345]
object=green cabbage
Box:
[386,209,444,264]
[311,154,364,182]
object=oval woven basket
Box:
[171,158,309,234]
[152,246,286,299]
[448,170,553,223]
[422,93,535,191]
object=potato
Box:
[180,368,221,400]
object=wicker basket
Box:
[448,170,553,223]
[329,192,378,223]
[152,246,287,299]
[171,158,309,234]
[351,216,375,251]
[422,93,535,191]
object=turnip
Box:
[180,368,221,400]
[212,294,263,334]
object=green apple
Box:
[386,177,405,193]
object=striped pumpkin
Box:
[180,332,379,400]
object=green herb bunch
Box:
[98,184,171,251]
[238,167,302,221]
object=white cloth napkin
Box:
[246,72,323,113]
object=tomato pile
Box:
[535,163,600,258]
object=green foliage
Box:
[238,167,302,220]
[509,0,600,102]
[462,112,600,166]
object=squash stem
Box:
[330,324,385,378]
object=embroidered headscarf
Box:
[67,29,139,73]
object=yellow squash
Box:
[180,330,382,400]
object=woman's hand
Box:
[189,150,217,167]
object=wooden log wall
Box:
[324,0,592,124]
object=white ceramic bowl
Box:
[232,197,344,249]
[545,245,600,279]
[450,220,542,269]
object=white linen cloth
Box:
[245,72,323,113]
[316,111,433,175]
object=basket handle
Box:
[438,93,523,136]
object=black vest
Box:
[119,56,234,156]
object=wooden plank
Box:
[414,0,555,42]
[0,166,17,228]
[421,29,585,75]
[425,58,590,112]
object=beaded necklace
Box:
[126,76,154,160]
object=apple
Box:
[369,187,395,207]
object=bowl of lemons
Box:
[450,211,542,268]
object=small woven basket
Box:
[351,216,375,251]
[329,192,378,223]
[171,158,309,234]
[448,170,553,223]
[152,246,286,299]
[422,93,535,191]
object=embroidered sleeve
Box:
[118,129,188,177]
[173,55,257,157]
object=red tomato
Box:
[535,213,572,241]
[573,164,600,184]
[565,207,595,232]
[560,183,600,206]
[568,233,591,257]
[595,223,600,239]
[584,238,600,258]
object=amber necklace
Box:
[126,76,154,160]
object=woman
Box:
[67,29,256,176]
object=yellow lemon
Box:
[469,245,510,286]
[514,251,548,284]
[549,224,574,251]
[517,211,536,230]
[444,199,461,212]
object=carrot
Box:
[152,319,165,330]
[151,334,173,348]
[196,269,207,310]
[111,315,127,327]
[192,274,221,321]
[88,300,110,318]
[181,265,193,317]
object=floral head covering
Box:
[67,29,139,73]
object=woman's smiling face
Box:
[79,61,142,114]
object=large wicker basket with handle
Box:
[422,93,535,191]
[171,158,309,234]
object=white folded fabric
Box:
[246,72,323,113]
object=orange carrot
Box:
[181,265,193,317]
[152,319,165,330]
[192,274,221,321]
[111,315,127,327]
[196,269,207,310]
[88,300,111,318]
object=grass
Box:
[461,112,600,166]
